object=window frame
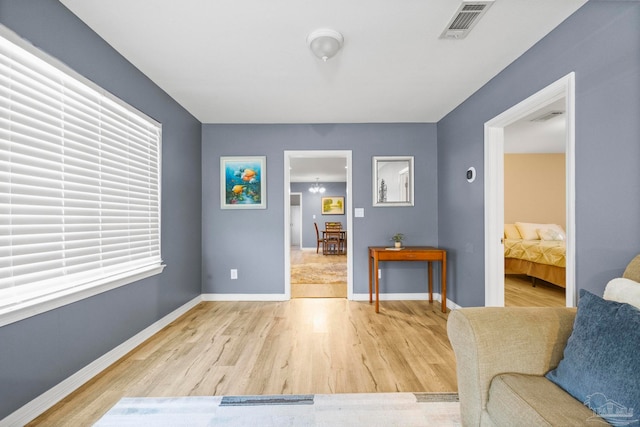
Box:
[0,25,164,327]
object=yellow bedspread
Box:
[504,239,566,268]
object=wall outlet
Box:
[230,269,238,279]
[378,269,381,279]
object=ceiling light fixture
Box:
[307,29,344,62]
[309,178,326,193]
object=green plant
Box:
[391,233,405,242]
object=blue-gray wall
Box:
[0,0,202,419]
[202,124,439,295]
[3,0,639,421]
[291,182,347,248]
[438,0,640,307]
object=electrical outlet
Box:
[378,269,381,279]
[230,269,238,279]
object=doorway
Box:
[284,150,353,300]
[290,193,302,247]
[484,73,576,307]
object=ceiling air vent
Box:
[440,0,494,40]
[530,111,564,122]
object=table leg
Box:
[441,252,447,313]
[428,261,433,303]
[374,257,380,313]
[368,252,373,303]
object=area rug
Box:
[290,262,347,285]
[94,392,460,426]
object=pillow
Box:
[515,222,564,240]
[604,277,640,310]
[504,224,521,239]
[545,291,640,425]
[537,228,565,241]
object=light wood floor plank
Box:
[505,274,566,307]
[27,273,563,425]
[28,299,456,426]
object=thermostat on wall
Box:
[466,167,476,183]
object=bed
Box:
[504,222,566,288]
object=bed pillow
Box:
[515,222,564,240]
[504,224,521,239]
[603,277,640,309]
[545,291,640,425]
[537,228,565,241]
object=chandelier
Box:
[309,178,325,194]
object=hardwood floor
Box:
[505,274,566,307]
[29,299,456,426]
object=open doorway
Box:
[284,150,353,300]
[503,98,567,307]
[484,73,576,307]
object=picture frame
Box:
[220,156,266,209]
[372,156,414,207]
[321,196,344,215]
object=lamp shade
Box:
[307,29,344,62]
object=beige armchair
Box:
[447,254,640,426]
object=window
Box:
[0,26,163,326]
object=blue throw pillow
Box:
[546,290,640,425]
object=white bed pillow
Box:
[515,222,565,240]
[603,277,640,310]
[538,228,565,241]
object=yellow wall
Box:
[504,153,565,229]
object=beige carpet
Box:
[290,262,347,285]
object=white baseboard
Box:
[1,296,202,427]
[202,293,288,301]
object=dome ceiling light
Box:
[307,29,344,62]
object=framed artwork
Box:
[372,156,414,207]
[321,196,344,215]
[220,156,266,209]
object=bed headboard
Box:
[623,254,640,282]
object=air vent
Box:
[440,1,494,39]
[530,111,564,122]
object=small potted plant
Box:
[391,233,405,248]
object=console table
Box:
[368,246,447,313]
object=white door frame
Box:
[284,150,353,300]
[484,72,576,307]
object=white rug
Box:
[94,392,460,427]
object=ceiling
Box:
[505,99,566,154]
[290,157,347,183]
[59,0,586,125]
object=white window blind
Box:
[0,27,162,320]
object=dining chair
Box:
[314,222,324,254]
[323,230,342,255]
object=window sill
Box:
[0,264,166,328]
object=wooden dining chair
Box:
[324,222,345,255]
[314,222,324,254]
[323,230,342,255]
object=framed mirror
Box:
[372,156,414,207]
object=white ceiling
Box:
[59,0,586,125]
[290,157,347,183]
[505,98,566,154]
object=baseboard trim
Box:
[2,295,202,427]
[202,293,288,301]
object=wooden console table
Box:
[368,246,447,313]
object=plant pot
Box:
[395,241,402,248]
